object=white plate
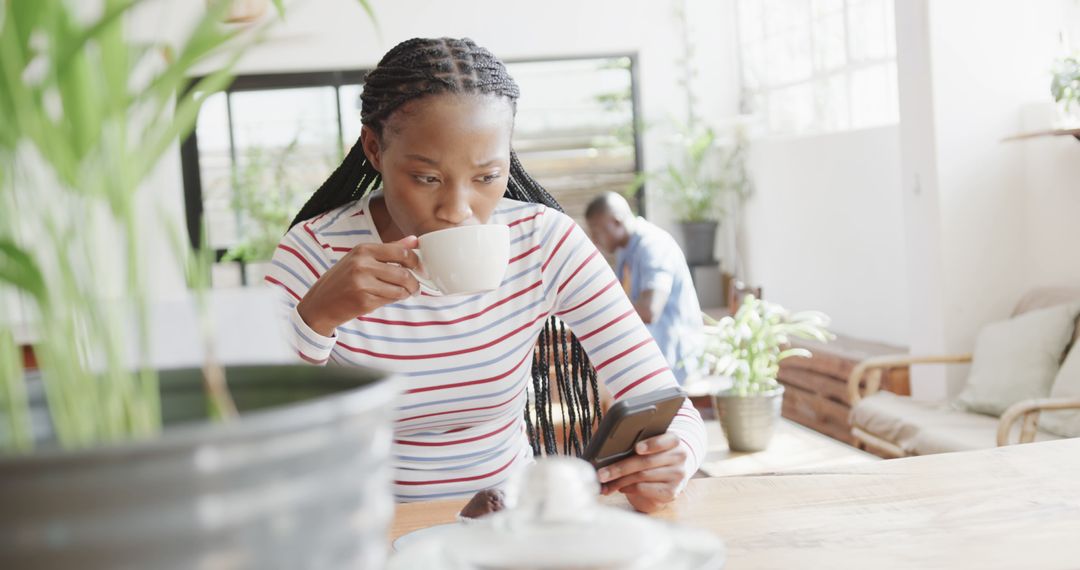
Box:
[392,522,459,552]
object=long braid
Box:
[288,37,601,458]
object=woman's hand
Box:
[296,236,421,336]
[596,432,690,513]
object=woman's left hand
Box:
[596,432,690,513]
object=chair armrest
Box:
[997,397,1080,446]
[847,353,973,406]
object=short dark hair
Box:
[584,194,613,220]
[584,191,632,221]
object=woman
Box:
[266,37,705,513]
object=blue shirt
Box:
[615,218,704,384]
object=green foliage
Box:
[1051,54,1080,109]
[0,0,249,451]
[634,124,752,223]
[702,295,834,396]
[222,138,316,264]
[0,0,377,453]
[0,328,31,451]
[0,239,47,309]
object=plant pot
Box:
[0,365,398,570]
[244,260,271,285]
[680,220,719,265]
[1054,100,1080,129]
[713,385,784,452]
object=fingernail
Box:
[597,468,611,482]
[636,442,648,453]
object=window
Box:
[736,0,899,135]
[508,56,640,227]
[180,56,641,287]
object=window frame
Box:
[179,53,645,284]
[733,0,898,136]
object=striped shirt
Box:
[265,192,706,502]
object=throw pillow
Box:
[954,302,1080,417]
[1038,344,1080,437]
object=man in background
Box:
[584,192,704,384]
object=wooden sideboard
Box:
[778,334,909,448]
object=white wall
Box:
[740,126,909,346]
[896,0,1080,399]
[894,0,950,395]
[1022,103,1080,287]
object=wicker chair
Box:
[847,288,1080,458]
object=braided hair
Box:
[290,38,602,457]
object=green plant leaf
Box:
[688,128,714,162]
[10,0,51,58]
[141,0,240,106]
[135,62,238,182]
[52,0,142,80]
[54,13,104,160]
[353,0,378,29]
[777,348,811,361]
[0,328,33,452]
[98,0,133,112]
[0,239,47,309]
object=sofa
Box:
[847,288,1080,458]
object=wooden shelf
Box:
[1002,127,1080,142]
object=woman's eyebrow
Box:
[475,158,504,168]
[405,153,439,166]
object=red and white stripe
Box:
[266,192,706,501]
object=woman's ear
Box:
[360,126,383,172]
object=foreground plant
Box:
[0,0,372,452]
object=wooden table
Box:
[391,439,1080,569]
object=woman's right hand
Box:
[296,235,421,337]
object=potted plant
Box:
[655,124,752,265]
[645,0,753,265]
[220,137,326,284]
[1051,53,1080,127]
[702,295,833,452]
[0,2,392,568]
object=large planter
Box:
[714,385,784,452]
[680,220,719,265]
[0,365,398,570]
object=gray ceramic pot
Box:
[680,220,719,265]
[713,385,784,452]
[0,365,398,570]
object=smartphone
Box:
[581,387,687,469]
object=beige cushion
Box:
[954,302,1080,417]
[1012,287,1080,354]
[852,392,1061,456]
[1039,345,1080,438]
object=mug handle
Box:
[407,249,442,296]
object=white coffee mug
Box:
[409,224,510,296]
